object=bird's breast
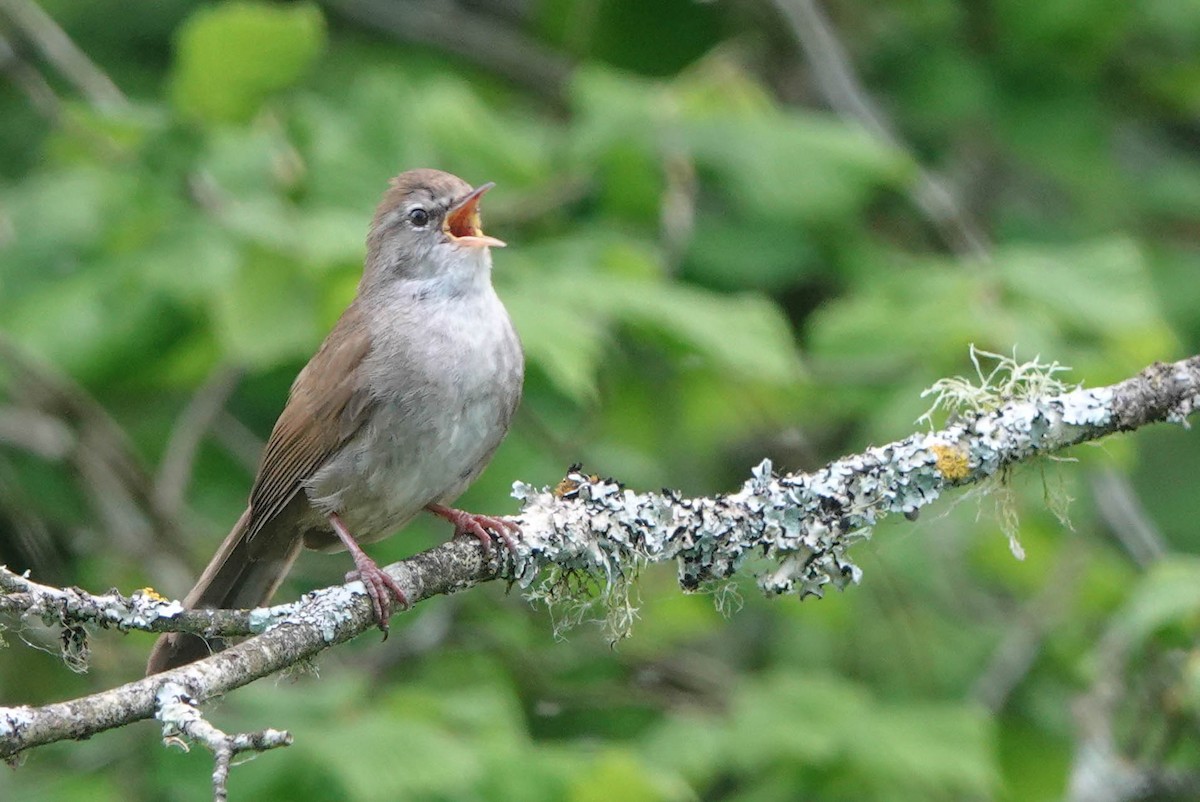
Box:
[303,285,522,545]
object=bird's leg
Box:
[426,503,521,554]
[329,511,408,635]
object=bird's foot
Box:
[329,512,408,636]
[343,559,408,637]
[426,503,521,554]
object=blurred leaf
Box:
[570,749,692,802]
[685,114,911,225]
[0,169,112,277]
[1106,557,1200,647]
[507,233,802,400]
[685,213,821,292]
[171,1,326,123]
[995,237,1178,375]
[806,258,981,369]
[505,285,610,401]
[601,277,803,385]
[729,673,996,798]
[134,219,239,303]
[211,248,318,366]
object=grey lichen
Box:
[156,681,292,801]
[0,706,34,742]
[508,354,1191,640]
[247,583,363,643]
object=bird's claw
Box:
[428,504,521,554]
[345,559,409,637]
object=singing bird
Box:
[147,169,524,674]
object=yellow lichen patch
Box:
[931,442,970,481]
[553,473,600,499]
[553,476,583,499]
[137,587,168,603]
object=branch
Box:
[154,364,244,518]
[0,569,256,637]
[1,354,1197,765]
[156,682,292,802]
[0,0,128,110]
[1,537,502,761]
[770,0,991,259]
[323,0,573,107]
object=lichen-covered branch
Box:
[510,355,1198,608]
[0,569,256,637]
[1,537,501,762]
[1,354,1197,766]
[156,681,292,802]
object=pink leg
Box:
[329,512,408,635]
[426,503,521,554]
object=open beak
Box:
[444,182,506,249]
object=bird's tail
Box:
[145,508,302,675]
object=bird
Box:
[146,169,524,674]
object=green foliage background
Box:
[1,1,1198,799]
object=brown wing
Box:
[245,302,374,540]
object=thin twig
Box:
[1089,467,1167,568]
[771,0,991,259]
[323,0,573,107]
[155,366,245,519]
[211,410,265,472]
[0,0,127,109]
[0,406,75,459]
[0,28,62,120]
[969,546,1086,712]
[0,336,192,583]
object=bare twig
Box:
[970,546,1087,712]
[211,410,265,473]
[0,336,189,580]
[1066,576,1200,802]
[155,366,245,518]
[770,0,991,259]
[323,0,573,107]
[0,0,127,109]
[1089,467,1167,568]
[0,406,74,459]
[0,461,64,580]
[0,28,61,119]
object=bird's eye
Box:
[408,208,430,227]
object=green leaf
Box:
[211,249,318,366]
[133,219,240,303]
[505,232,803,400]
[602,278,804,386]
[569,749,691,802]
[504,286,609,401]
[727,673,996,798]
[171,1,326,123]
[684,113,911,225]
[685,213,821,292]
[995,237,1178,374]
[1107,557,1200,646]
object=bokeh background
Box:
[2,1,1199,800]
